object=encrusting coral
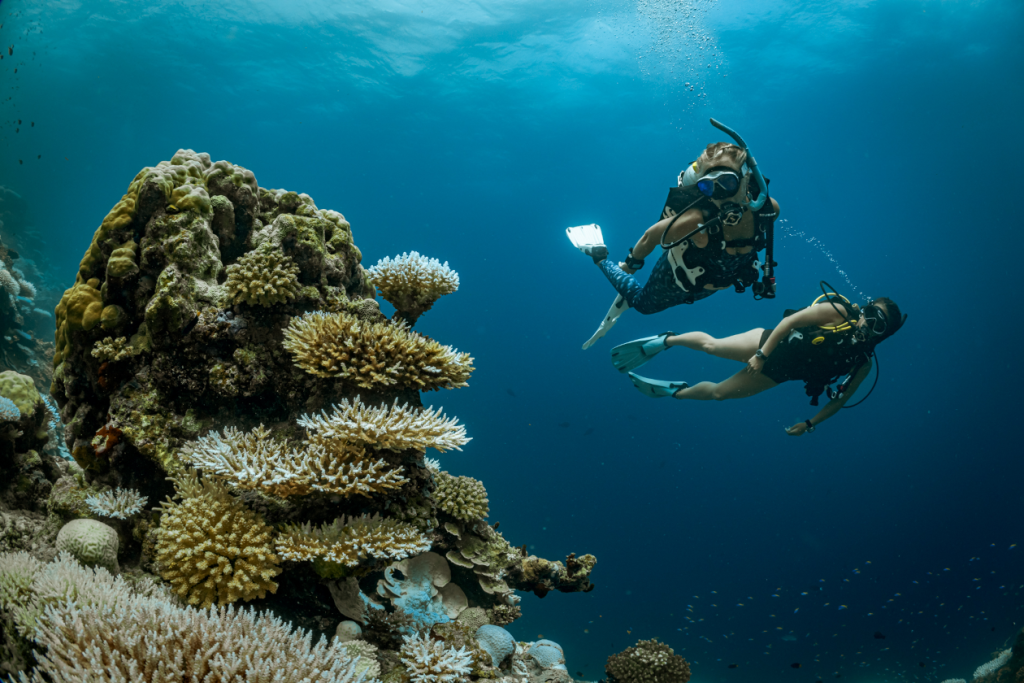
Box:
[283,310,474,390]
[155,469,282,609]
[275,513,431,578]
[368,251,459,325]
[606,638,692,683]
[434,470,489,522]
[84,486,148,519]
[225,242,302,306]
[399,630,473,683]
[0,551,374,683]
[90,336,139,363]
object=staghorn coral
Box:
[155,469,282,609]
[368,251,459,325]
[298,397,470,455]
[606,638,691,683]
[399,631,473,683]
[225,243,302,307]
[84,486,148,520]
[90,336,140,363]
[181,424,408,499]
[434,470,489,522]
[974,649,1012,680]
[275,513,431,577]
[283,310,473,391]
[4,552,377,683]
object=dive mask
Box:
[861,303,889,337]
[697,168,741,199]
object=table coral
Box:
[283,310,473,390]
[368,251,459,325]
[155,469,281,609]
[225,243,302,307]
[276,513,431,577]
[605,638,691,683]
[434,470,489,522]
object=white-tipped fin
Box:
[582,295,628,350]
[566,223,605,250]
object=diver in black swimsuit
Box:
[613,285,906,435]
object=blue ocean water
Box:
[1,0,1023,681]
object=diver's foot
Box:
[580,244,608,264]
[628,373,688,399]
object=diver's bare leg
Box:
[667,328,765,363]
[672,367,777,400]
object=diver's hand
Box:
[785,422,809,436]
[618,262,636,274]
[746,355,764,375]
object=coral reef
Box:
[970,636,1021,683]
[155,469,281,608]
[283,310,474,390]
[368,251,460,325]
[434,470,489,522]
[54,518,119,574]
[399,630,473,682]
[605,638,691,683]
[84,485,148,519]
[225,242,302,306]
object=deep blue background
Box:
[2,0,1023,680]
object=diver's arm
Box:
[785,360,872,436]
[623,209,705,269]
[747,303,848,374]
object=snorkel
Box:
[709,118,769,211]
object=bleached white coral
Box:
[941,679,967,683]
[974,649,1012,680]
[298,397,470,454]
[400,631,473,682]
[276,513,431,567]
[12,268,35,299]
[85,487,149,520]
[0,396,20,422]
[369,251,459,322]
[0,266,19,297]
[424,457,441,472]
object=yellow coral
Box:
[225,244,302,307]
[181,424,407,499]
[297,397,469,454]
[91,337,140,363]
[434,471,489,522]
[155,469,281,609]
[275,513,431,568]
[282,311,473,391]
[368,251,459,323]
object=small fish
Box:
[838,605,847,610]
[7,46,12,56]
[873,631,885,639]
[583,427,594,435]
[577,674,583,678]
[558,422,570,428]
[506,389,516,397]
[728,664,738,669]
[919,662,927,668]
[791,663,802,669]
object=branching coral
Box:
[84,487,148,520]
[297,397,470,455]
[606,638,691,683]
[399,631,473,683]
[282,310,473,391]
[974,649,1012,680]
[276,514,431,576]
[91,336,140,363]
[155,469,282,609]
[6,555,375,683]
[434,471,489,522]
[368,251,459,324]
[181,424,408,499]
[225,243,302,307]
[0,396,20,422]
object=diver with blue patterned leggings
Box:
[567,119,780,349]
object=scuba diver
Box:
[612,283,906,435]
[567,118,780,349]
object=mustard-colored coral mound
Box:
[297,397,470,454]
[283,311,473,391]
[605,638,692,683]
[181,424,408,499]
[155,469,282,609]
[434,471,489,522]
[368,251,459,322]
[276,513,431,569]
[225,244,302,307]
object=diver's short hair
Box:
[698,142,747,174]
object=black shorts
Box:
[759,328,801,384]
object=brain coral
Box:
[368,251,459,324]
[606,638,691,683]
[283,310,474,390]
[55,519,120,575]
[225,243,302,306]
[434,471,489,522]
[155,469,282,608]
